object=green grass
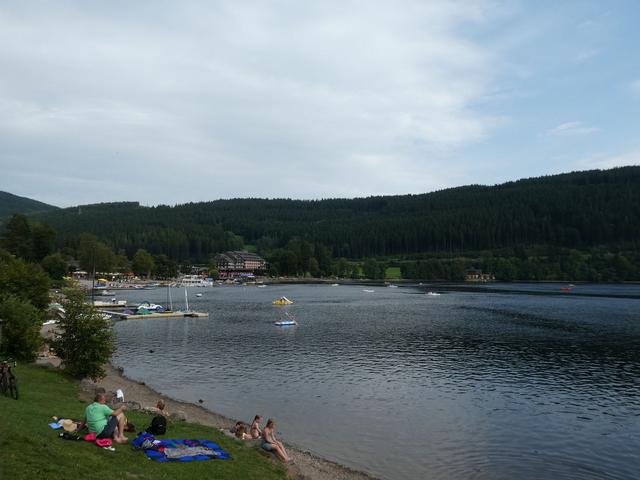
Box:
[243,244,257,253]
[385,267,402,280]
[0,364,287,480]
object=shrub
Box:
[0,296,42,362]
[50,289,114,380]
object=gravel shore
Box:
[76,362,376,480]
[41,319,376,480]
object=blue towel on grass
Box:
[144,438,230,462]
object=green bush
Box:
[0,296,42,361]
[50,289,114,380]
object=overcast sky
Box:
[1,1,639,207]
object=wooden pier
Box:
[101,310,209,320]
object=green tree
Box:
[154,254,178,279]
[308,257,320,277]
[208,258,219,279]
[0,255,50,310]
[41,252,68,280]
[30,222,56,262]
[314,243,333,276]
[132,249,155,278]
[50,289,114,380]
[363,259,380,279]
[1,214,33,260]
[336,257,350,277]
[113,253,131,273]
[0,296,42,361]
[350,264,361,279]
[77,234,116,273]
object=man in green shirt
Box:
[84,393,128,443]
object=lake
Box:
[112,283,640,480]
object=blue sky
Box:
[0,1,638,206]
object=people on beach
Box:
[84,393,129,444]
[235,423,253,440]
[146,399,170,417]
[249,415,262,439]
[261,418,291,463]
[231,420,245,434]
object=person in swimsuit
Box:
[261,418,291,463]
[249,415,262,439]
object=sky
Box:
[0,0,639,207]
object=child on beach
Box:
[146,399,170,417]
[249,415,263,439]
[235,423,253,440]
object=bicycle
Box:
[0,358,19,400]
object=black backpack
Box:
[147,415,167,435]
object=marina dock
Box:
[101,310,209,320]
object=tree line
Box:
[1,166,639,281]
[30,167,639,264]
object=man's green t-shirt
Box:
[85,402,113,433]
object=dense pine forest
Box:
[0,191,57,222]
[1,166,638,281]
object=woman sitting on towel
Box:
[249,415,262,439]
[261,418,291,463]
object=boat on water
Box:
[92,299,127,307]
[426,291,441,296]
[272,296,294,305]
[363,289,375,293]
[195,293,203,297]
[137,301,165,312]
[257,284,267,288]
[275,312,297,326]
[179,275,213,287]
[274,319,297,326]
[388,284,398,288]
[331,283,339,287]
[560,286,573,292]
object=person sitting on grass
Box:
[249,415,263,439]
[261,418,292,463]
[146,399,170,417]
[235,423,253,440]
[85,393,128,444]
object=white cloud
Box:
[577,148,640,170]
[0,1,503,205]
[547,121,600,137]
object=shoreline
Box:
[80,361,377,480]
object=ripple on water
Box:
[113,284,640,480]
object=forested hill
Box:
[31,166,640,261]
[0,191,58,223]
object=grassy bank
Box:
[0,363,287,480]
